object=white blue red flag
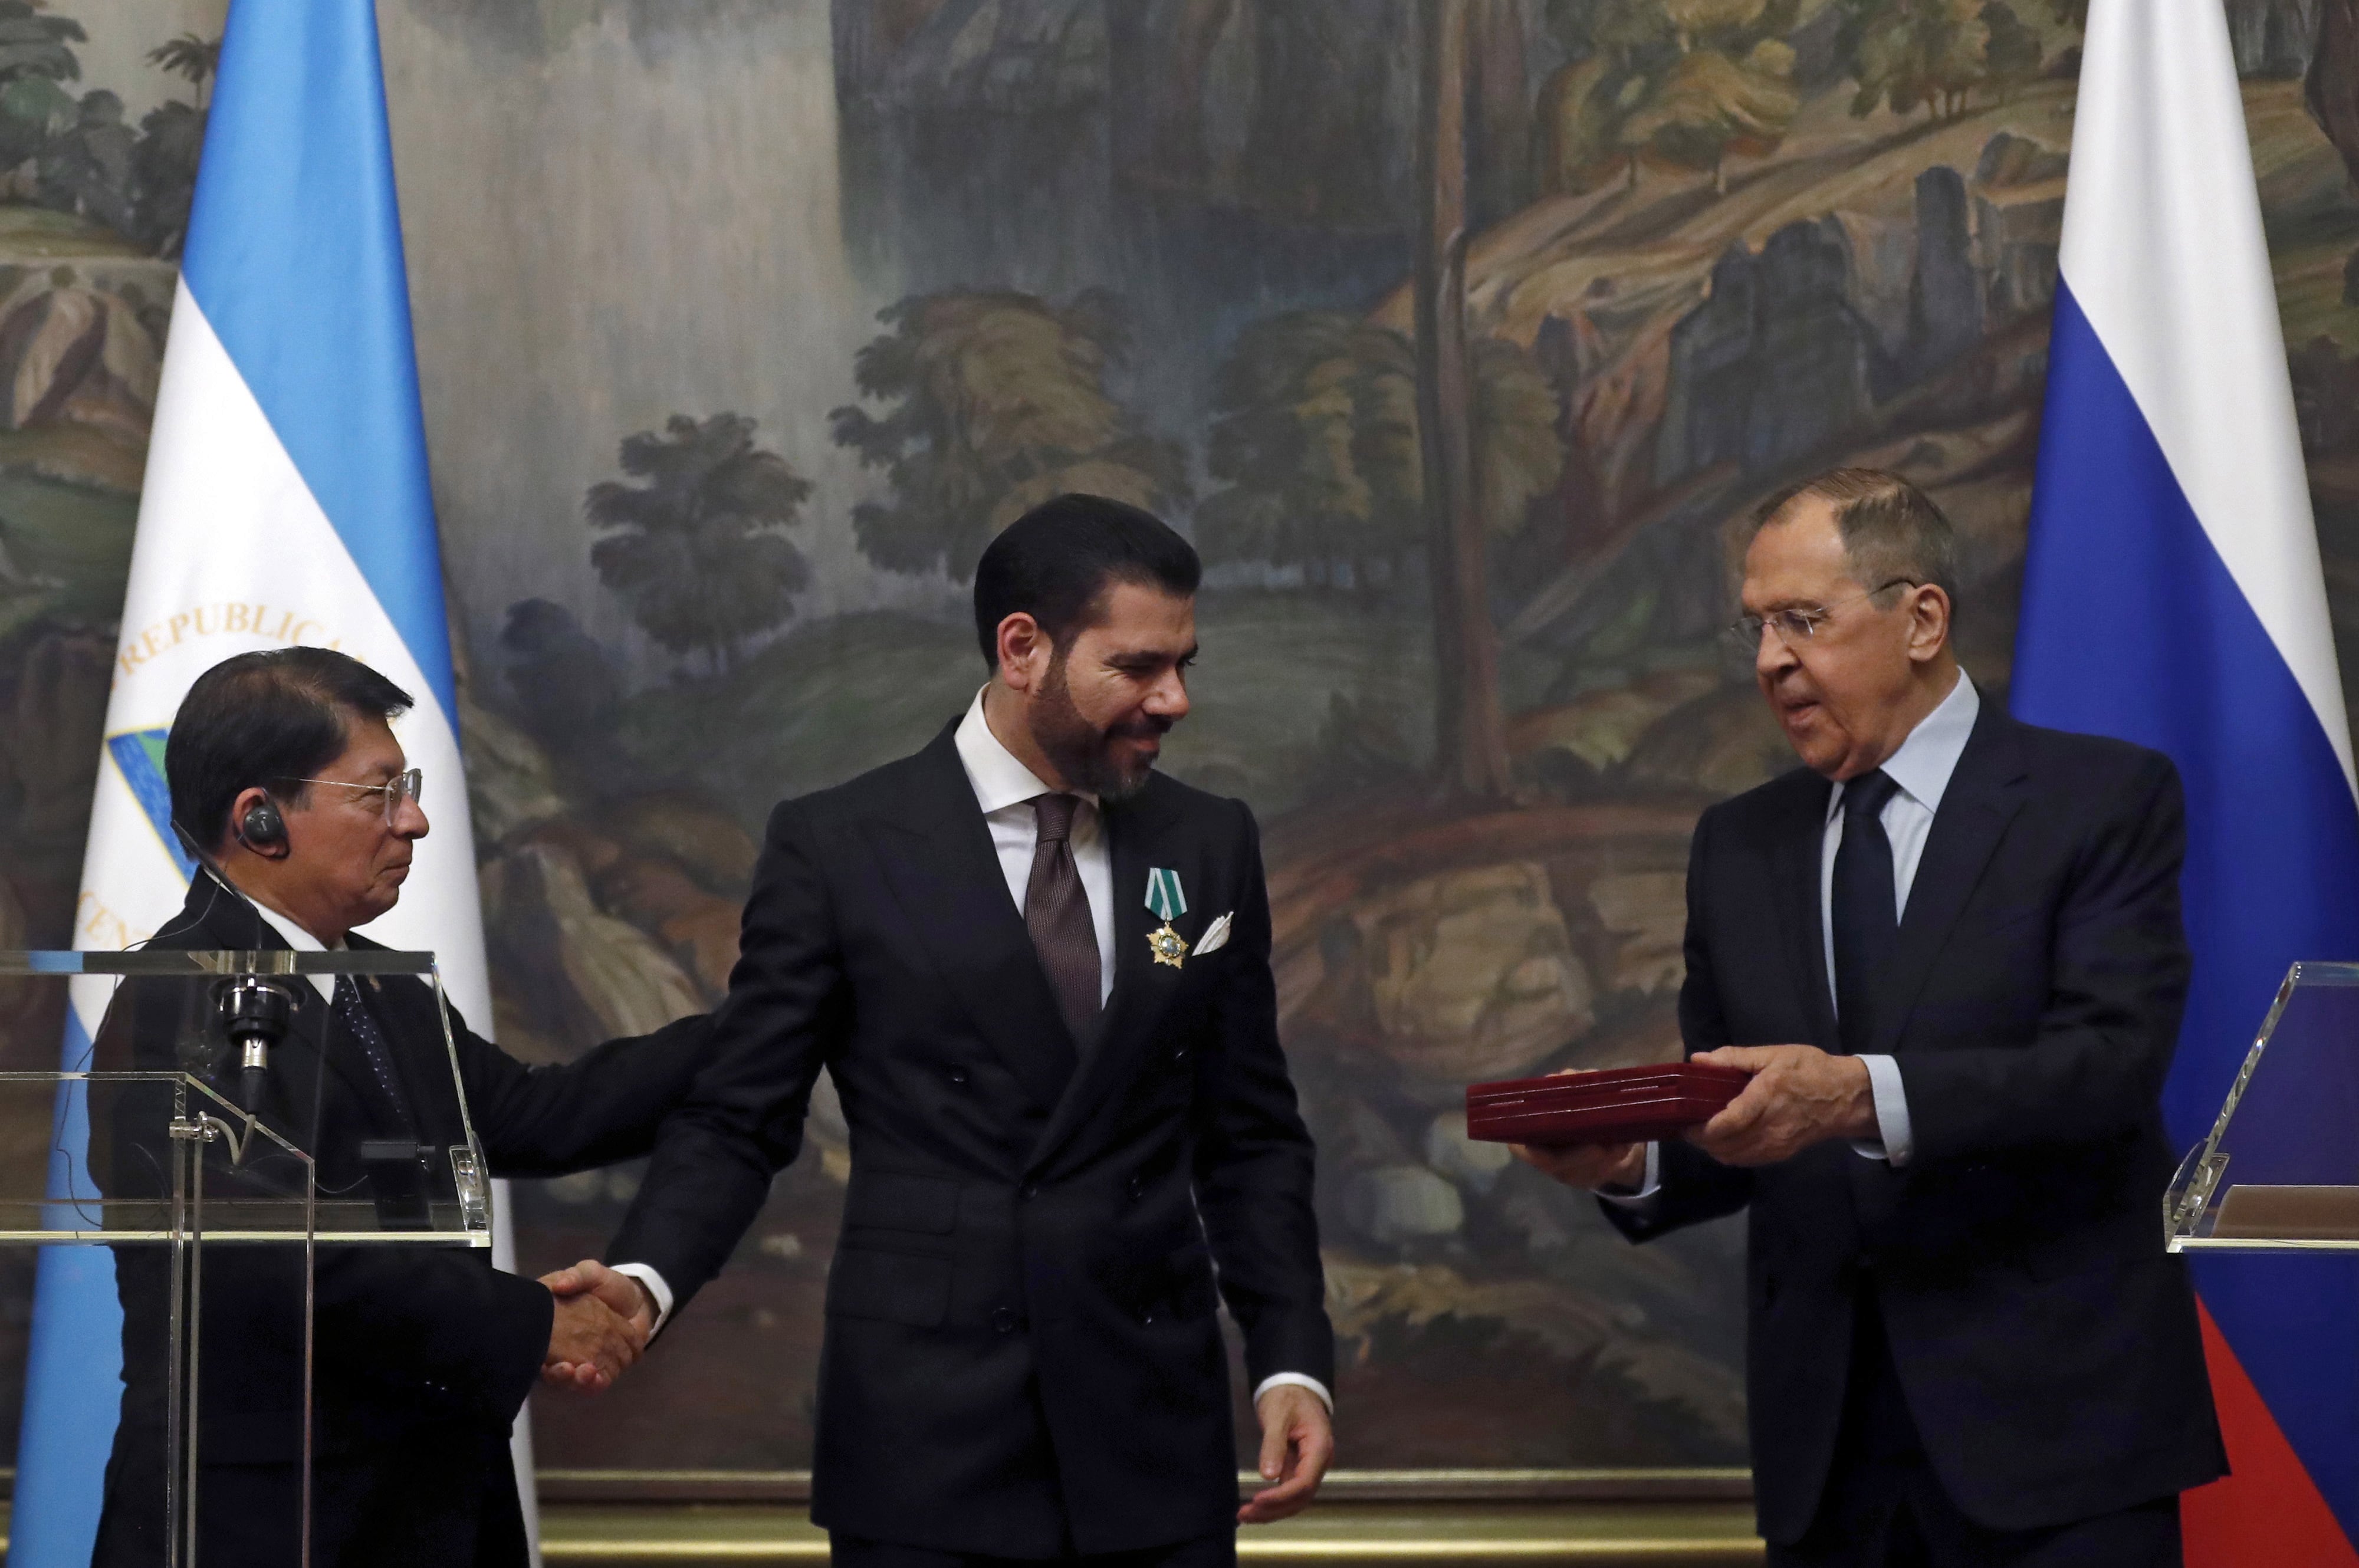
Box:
[2013,1,2359,1560]
[10,2,538,1560]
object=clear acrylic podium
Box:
[2169,962,2359,1251]
[0,949,490,1567]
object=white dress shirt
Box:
[954,689,1116,1005]
[1614,670,1979,1199]
[629,692,1335,1413]
[202,869,340,1000]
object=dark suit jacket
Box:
[90,879,710,1568]
[608,722,1334,1557]
[1609,702,2226,1543]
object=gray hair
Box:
[1750,468,1960,607]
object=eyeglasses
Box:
[1727,580,1920,649]
[285,768,423,824]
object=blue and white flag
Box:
[2013,1,2359,1557]
[12,3,538,1560]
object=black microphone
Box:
[215,974,293,1116]
[170,818,290,1119]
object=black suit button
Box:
[993,1307,1019,1334]
[1141,1311,1156,1326]
[1126,1175,1145,1201]
[1020,1181,1039,1201]
[948,1067,968,1086]
[1171,1048,1189,1066]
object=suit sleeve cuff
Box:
[1849,1056,1914,1168]
[1599,1142,1663,1205]
[611,1263,675,1337]
[1253,1373,1333,1415]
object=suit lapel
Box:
[1869,705,2029,1054]
[1027,782,1191,1171]
[1770,773,1839,1050]
[865,727,1082,1113]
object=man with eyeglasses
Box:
[1517,469,2223,1566]
[89,646,712,1568]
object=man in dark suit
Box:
[1519,469,2225,1566]
[90,646,710,1568]
[552,494,1335,1567]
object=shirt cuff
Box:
[1849,1056,1914,1168]
[1599,1142,1663,1205]
[610,1263,675,1337]
[1253,1373,1333,1415]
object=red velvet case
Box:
[1464,1061,1751,1146]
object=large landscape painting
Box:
[0,0,2355,1475]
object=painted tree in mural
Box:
[0,2,85,172]
[131,31,221,257]
[585,412,812,676]
[1979,2,2043,101]
[1840,0,1990,120]
[1629,38,1799,193]
[147,32,219,110]
[1198,311,1560,591]
[1419,0,1514,798]
[831,290,1189,584]
[1540,0,1799,195]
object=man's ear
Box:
[994,613,1051,692]
[1906,584,1952,663]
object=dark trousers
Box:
[830,1531,1237,1568]
[1770,1296,2183,1568]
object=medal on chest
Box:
[1145,867,1190,968]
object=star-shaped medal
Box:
[1148,922,1190,968]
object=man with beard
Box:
[561,492,1336,1567]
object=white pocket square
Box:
[1195,912,1235,955]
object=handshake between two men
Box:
[538,1260,662,1392]
[109,498,1339,1568]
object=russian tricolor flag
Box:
[11,3,537,1561]
[2013,1,2359,1560]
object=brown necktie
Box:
[1026,793,1102,1047]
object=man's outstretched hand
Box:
[1238,1383,1333,1525]
[540,1259,656,1392]
[1687,1045,1876,1166]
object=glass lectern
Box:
[2168,962,2359,1251]
[0,949,489,1568]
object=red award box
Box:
[1464,1061,1751,1147]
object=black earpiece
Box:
[238,794,288,857]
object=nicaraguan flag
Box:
[11,3,540,1562]
[2012,1,2359,1560]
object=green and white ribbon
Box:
[1145,868,1188,922]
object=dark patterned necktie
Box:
[1026,793,1103,1048]
[1832,769,1903,1057]
[334,975,415,1133]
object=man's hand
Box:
[1238,1383,1332,1525]
[1510,1139,1647,1192]
[1687,1045,1876,1166]
[540,1259,656,1391]
[1504,1067,1648,1192]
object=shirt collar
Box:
[203,867,342,1000]
[954,687,1098,816]
[1826,669,1980,822]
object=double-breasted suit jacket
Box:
[608,723,1335,1557]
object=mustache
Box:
[1108,714,1174,740]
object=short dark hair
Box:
[1750,467,1961,606]
[167,648,415,851]
[972,493,1201,666]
